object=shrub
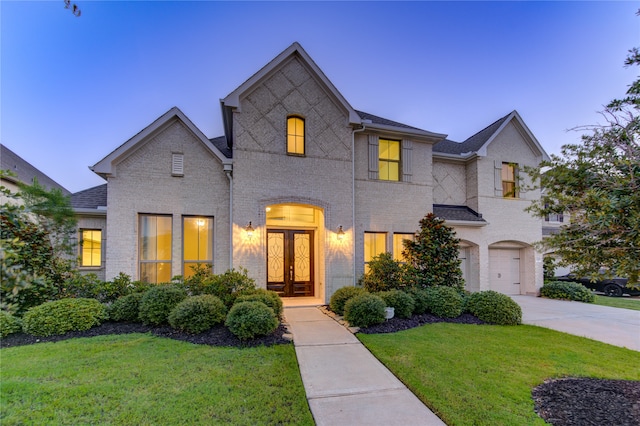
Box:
[225,301,279,340]
[540,281,595,303]
[466,290,522,325]
[0,311,22,337]
[138,285,187,325]
[403,287,430,315]
[329,286,367,316]
[201,268,256,307]
[344,293,386,328]
[22,298,107,337]
[108,292,145,322]
[358,253,405,292]
[424,286,464,318]
[376,289,415,318]
[62,272,152,303]
[236,289,283,318]
[168,295,227,334]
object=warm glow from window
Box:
[81,229,101,267]
[393,233,414,263]
[379,139,400,181]
[502,162,518,198]
[139,215,172,283]
[183,217,213,278]
[364,232,386,274]
[287,116,305,155]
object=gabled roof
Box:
[1,144,70,195]
[433,111,549,160]
[356,110,447,141]
[91,107,231,178]
[71,184,107,210]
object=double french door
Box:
[267,229,314,297]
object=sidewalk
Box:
[284,306,445,426]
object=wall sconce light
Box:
[337,225,345,241]
[245,221,255,238]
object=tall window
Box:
[80,229,101,267]
[393,233,414,263]
[502,162,518,198]
[379,139,400,181]
[287,116,305,155]
[183,216,213,278]
[364,232,386,274]
[139,215,172,284]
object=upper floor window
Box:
[80,229,102,267]
[287,116,305,155]
[501,162,518,198]
[379,139,400,181]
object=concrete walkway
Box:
[284,307,445,426]
[512,295,640,351]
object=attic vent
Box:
[172,153,184,176]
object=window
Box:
[501,162,518,198]
[287,116,305,155]
[379,139,400,181]
[139,215,172,284]
[545,213,564,223]
[80,229,101,267]
[183,216,213,278]
[364,232,386,274]
[393,233,414,263]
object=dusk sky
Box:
[2,1,638,193]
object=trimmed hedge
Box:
[138,285,187,326]
[424,286,464,318]
[376,290,415,318]
[108,292,144,322]
[236,289,283,318]
[22,298,107,337]
[540,281,595,303]
[344,293,386,328]
[329,286,367,316]
[0,311,22,338]
[225,301,279,340]
[403,287,430,315]
[466,290,522,325]
[168,295,227,334]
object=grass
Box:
[0,334,314,425]
[593,294,640,311]
[359,323,639,426]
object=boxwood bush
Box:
[376,289,415,318]
[225,301,279,340]
[22,298,108,337]
[329,286,367,315]
[403,287,430,315]
[168,295,227,334]
[0,311,22,338]
[540,281,595,303]
[138,285,187,325]
[344,293,386,328]
[466,290,522,325]
[108,292,145,322]
[424,286,464,318]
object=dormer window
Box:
[287,116,305,155]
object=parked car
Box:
[553,273,640,297]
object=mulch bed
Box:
[2,308,638,425]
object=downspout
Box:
[351,123,367,285]
[224,164,233,269]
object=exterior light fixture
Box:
[337,225,345,240]
[245,221,254,238]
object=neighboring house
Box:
[77,42,549,302]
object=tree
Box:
[526,46,640,285]
[402,213,464,290]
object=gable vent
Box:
[172,153,184,176]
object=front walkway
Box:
[284,307,445,426]
[512,295,640,351]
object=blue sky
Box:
[2,1,638,193]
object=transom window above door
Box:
[287,116,305,156]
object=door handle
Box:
[290,266,293,281]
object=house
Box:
[73,42,549,302]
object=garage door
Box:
[489,249,521,295]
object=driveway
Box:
[511,295,640,352]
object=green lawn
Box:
[593,294,640,311]
[0,334,314,425]
[359,323,639,426]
